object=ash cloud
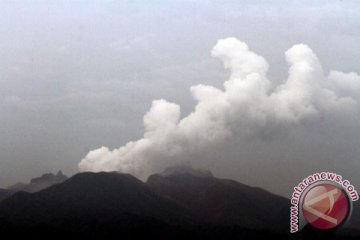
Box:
[78,38,360,194]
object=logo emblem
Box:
[301,183,350,230]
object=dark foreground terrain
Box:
[0,167,359,239]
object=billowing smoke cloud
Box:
[78,38,360,192]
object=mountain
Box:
[147,166,289,232]
[0,189,12,202]
[160,165,214,178]
[0,168,358,239]
[7,170,67,193]
[0,172,197,239]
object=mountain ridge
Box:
[0,168,359,239]
[147,171,289,232]
[7,170,68,193]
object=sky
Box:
[0,0,359,196]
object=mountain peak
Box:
[30,173,55,184]
[8,171,68,193]
[159,165,214,178]
[56,170,65,177]
[30,171,68,184]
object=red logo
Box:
[301,183,350,230]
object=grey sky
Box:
[0,0,359,196]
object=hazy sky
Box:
[1,0,359,196]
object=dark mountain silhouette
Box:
[0,168,359,239]
[7,171,67,193]
[0,189,12,202]
[147,166,289,232]
[0,172,198,239]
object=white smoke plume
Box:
[78,38,360,190]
